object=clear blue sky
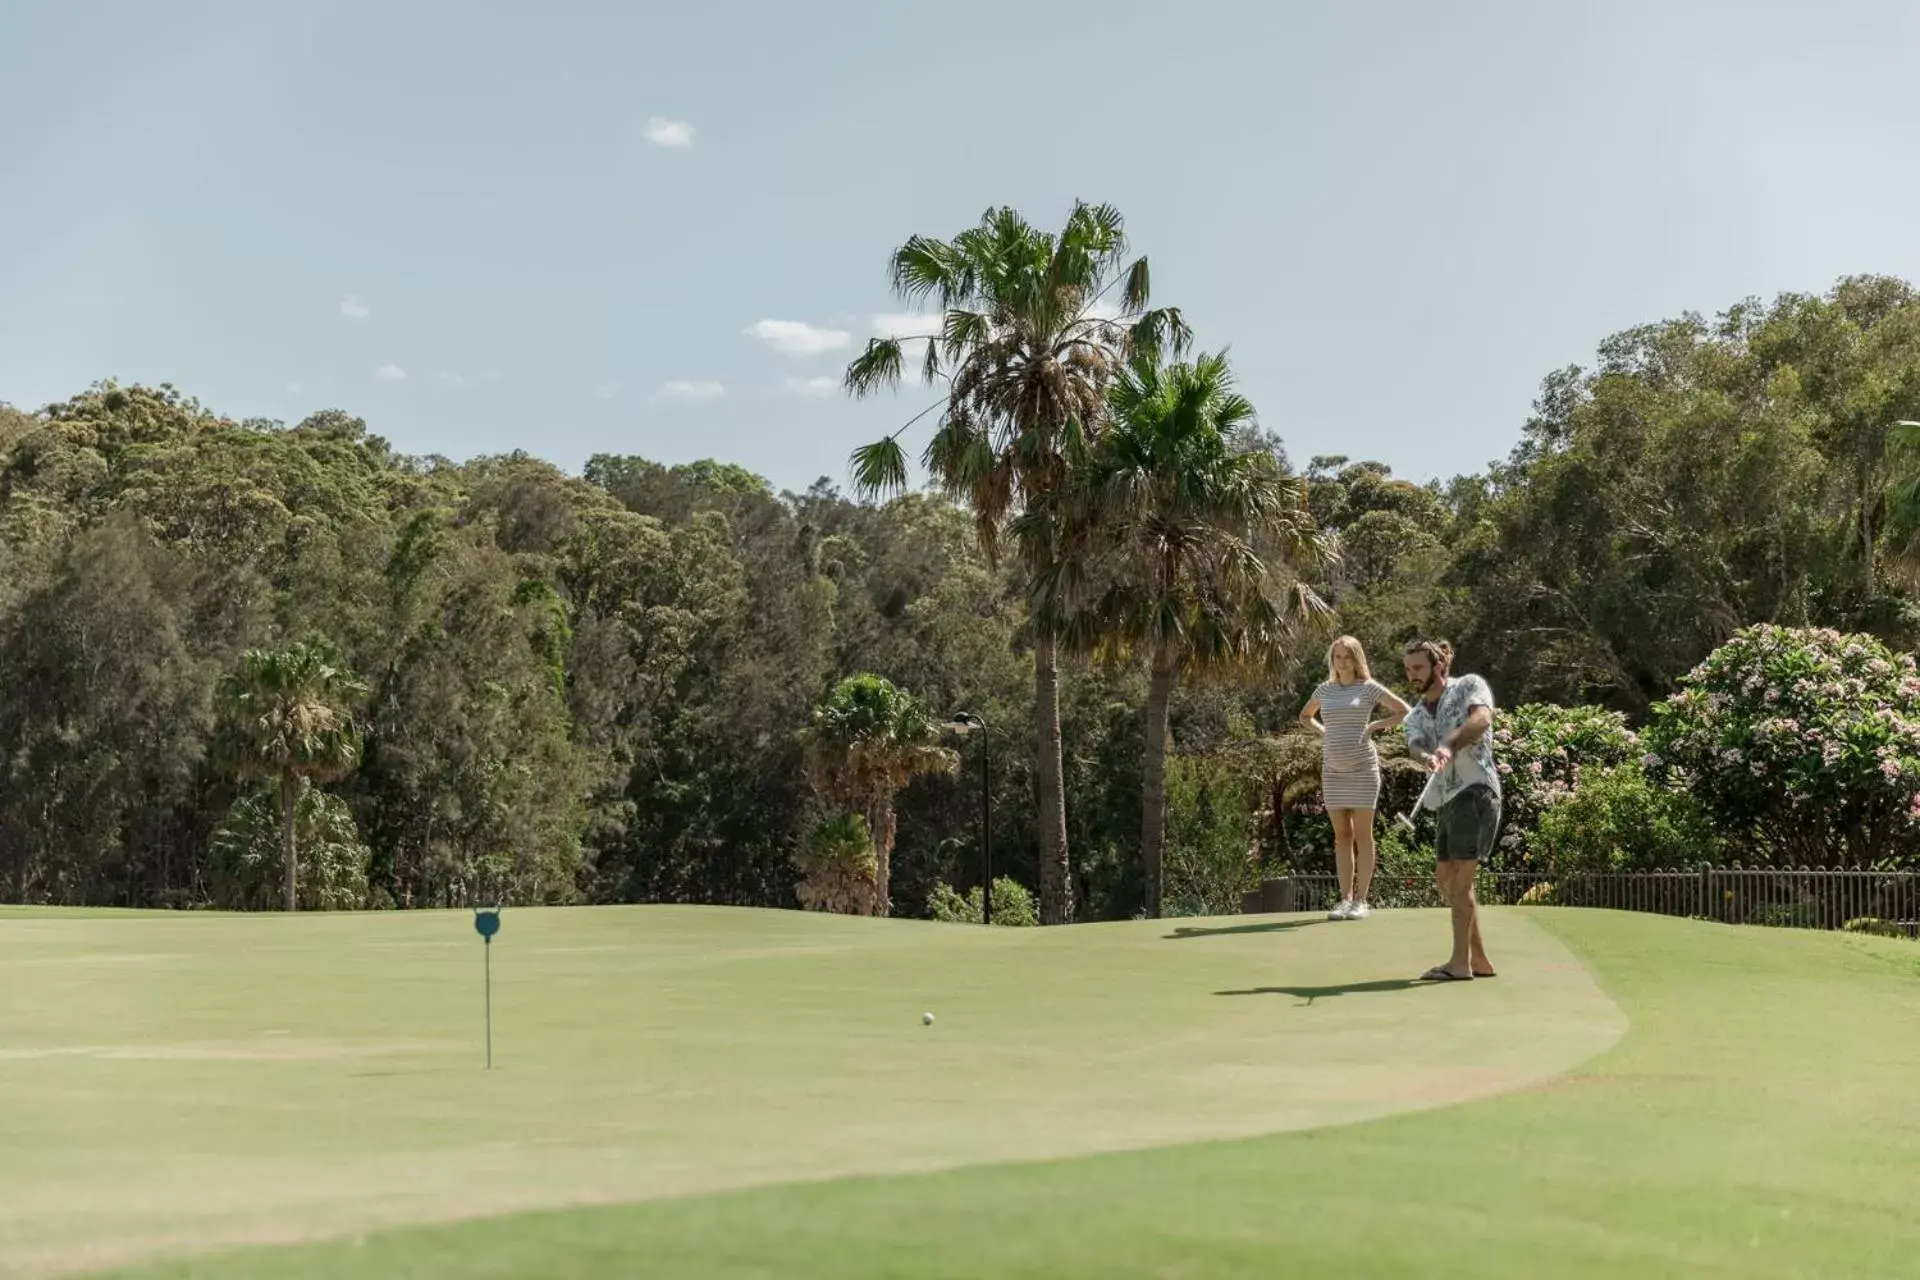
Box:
[4,1,1919,492]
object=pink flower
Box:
[1529,761,1544,776]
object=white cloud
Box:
[596,381,622,401]
[785,376,839,398]
[644,117,696,149]
[286,381,303,394]
[744,319,851,357]
[658,380,725,400]
[435,371,468,389]
[340,295,370,321]
[374,363,407,382]
[872,312,945,339]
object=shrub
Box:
[207,783,370,912]
[926,877,1039,927]
[1530,765,1719,875]
[1162,753,1261,917]
[1365,824,1438,909]
[1518,881,1558,906]
[1489,703,1640,867]
[1843,917,1910,939]
[1644,625,1920,867]
[792,812,876,915]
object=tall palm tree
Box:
[844,202,1189,924]
[1082,353,1330,916]
[800,674,957,917]
[218,641,367,912]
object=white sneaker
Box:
[1349,902,1371,920]
[1328,899,1354,921]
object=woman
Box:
[1300,636,1409,920]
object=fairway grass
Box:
[4,904,1612,1276]
[1,907,1914,1278]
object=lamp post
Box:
[948,713,992,925]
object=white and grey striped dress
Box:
[1315,679,1392,811]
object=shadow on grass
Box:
[1215,978,1424,1006]
[1164,919,1326,941]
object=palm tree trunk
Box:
[1140,652,1179,918]
[1034,631,1072,925]
[870,793,896,917]
[280,773,300,913]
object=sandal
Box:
[1419,965,1473,982]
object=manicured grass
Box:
[3,904,1915,1277]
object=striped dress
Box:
[1315,678,1391,811]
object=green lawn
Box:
[2,904,1916,1278]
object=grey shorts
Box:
[1435,786,1501,863]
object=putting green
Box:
[0,906,1620,1276]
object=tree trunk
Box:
[870,793,896,917]
[1034,631,1072,925]
[280,773,300,913]
[1140,653,1179,919]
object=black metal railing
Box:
[1252,867,1920,937]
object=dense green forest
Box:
[5,225,1920,917]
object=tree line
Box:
[5,203,1920,917]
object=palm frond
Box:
[1122,257,1151,314]
[849,437,910,500]
[1128,307,1193,363]
[845,338,905,398]
[889,237,967,306]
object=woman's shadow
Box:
[1215,978,1422,1006]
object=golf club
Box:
[1394,768,1440,833]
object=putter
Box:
[1394,770,1439,833]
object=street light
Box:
[947,712,993,925]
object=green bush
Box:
[1747,900,1817,929]
[1843,917,1911,939]
[206,783,371,912]
[1530,765,1718,875]
[925,877,1038,927]
[1364,825,1438,909]
[1162,753,1260,918]
[1489,703,1640,867]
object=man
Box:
[1401,639,1499,981]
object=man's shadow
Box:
[1164,918,1326,941]
[1215,978,1422,1006]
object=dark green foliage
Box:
[11,269,1920,910]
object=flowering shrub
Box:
[1487,703,1640,867]
[1643,625,1920,867]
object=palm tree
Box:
[844,201,1189,923]
[1081,353,1331,916]
[218,641,367,912]
[800,674,957,916]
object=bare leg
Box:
[1351,809,1378,905]
[1448,861,1477,974]
[1428,860,1474,978]
[1330,809,1355,905]
[1466,867,1495,975]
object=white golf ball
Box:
[922,1012,935,1025]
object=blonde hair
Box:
[1326,635,1371,682]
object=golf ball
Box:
[922,1012,934,1025]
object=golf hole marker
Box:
[474,906,501,1069]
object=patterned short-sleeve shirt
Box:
[1403,673,1499,808]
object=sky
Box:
[4,0,1920,494]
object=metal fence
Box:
[1248,867,1920,937]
